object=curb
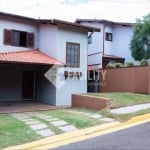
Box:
[3,113,150,150]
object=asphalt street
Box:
[55,122,150,150]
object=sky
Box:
[0,0,150,23]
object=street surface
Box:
[55,122,150,150]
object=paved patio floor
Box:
[0,101,62,114]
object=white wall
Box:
[112,25,139,64]
[55,25,88,106]
[104,25,113,55]
[79,22,103,68]
[79,22,103,55]
[39,23,88,106]
[78,21,139,66]
[0,18,38,52]
[88,53,102,68]
[39,24,58,58]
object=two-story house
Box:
[0,12,99,106]
[76,19,135,69]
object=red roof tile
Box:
[0,50,63,65]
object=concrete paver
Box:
[34,115,59,122]
[36,129,55,137]
[13,116,29,119]
[46,118,60,121]
[30,124,47,130]
[90,114,103,119]
[51,120,68,127]
[25,121,40,125]
[100,118,115,122]
[40,116,52,119]
[21,118,35,122]
[58,125,77,132]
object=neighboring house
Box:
[76,19,136,69]
[0,12,99,106]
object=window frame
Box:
[66,42,80,68]
[4,29,34,48]
[105,32,113,41]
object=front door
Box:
[22,71,36,99]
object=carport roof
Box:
[0,49,63,65]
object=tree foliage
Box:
[130,13,150,61]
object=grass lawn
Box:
[42,109,103,129]
[88,92,150,108]
[0,115,39,149]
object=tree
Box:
[130,13,150,61]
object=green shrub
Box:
[115,63,124,68]
[106,63,114,69]
[140,59,148,66]
[126,61,134,67]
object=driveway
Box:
[0,101,60,114]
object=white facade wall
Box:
[0,17,89,106]
[79,22,103,54]
[38,24,88,106]
[56,25,88,106]
[0,19,38,52]
[112,25,135,63]
[88,53,102,68]
[39,24,58,58]
[104,25,113,55]
[79,22,103,67]
[78,21,138,66]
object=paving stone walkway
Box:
[29,112,77,132]
[66,110,115,122]
[11,113,55,137]
[11,112,77,137]
[11,110,115,138]
[110,103,150,114]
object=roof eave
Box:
[0,12,100,32]
[0,12,35,22]
[75,19,133,26]
[52,19,100,32]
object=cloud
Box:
[0,0,150,22]
[60,0,90,5]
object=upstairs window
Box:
[105,32,113,41]
[66,42,80,67]
[4,29,34,48]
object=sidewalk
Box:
[4,113,150,150]
[110,103,150,114]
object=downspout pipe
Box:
[88,31,94,39]
[103,24,105,54]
